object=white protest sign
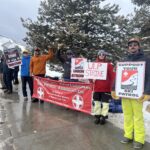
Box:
[84,62,107,79]
[71,58,87,79]
[115,61,145,99]
[71,59,108,80]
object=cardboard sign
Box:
[115,61,145,99]
[71,58,87,79]
[3,48,21,68]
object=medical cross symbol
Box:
[72,95,84,109]
[37,87,44,98]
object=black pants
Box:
[93,92,111,103]
[3,71,13,91]
[13,66,19,82]
[21,76,33,97]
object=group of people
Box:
[0,37,150,149]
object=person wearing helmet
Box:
[21,49,33,101]
[30,47,54,103]
[111,37,150,149]
[93,50,114,125]
[57,44,77,81]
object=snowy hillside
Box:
[0,35,25,51]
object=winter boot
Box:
[94,115,101,124]
[133,142,143,149]
[120,137,133,144]
[32,98,39,103]
[99,116,106,125]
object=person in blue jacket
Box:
[21,49,33,101]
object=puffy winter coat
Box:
[94,58,115,92]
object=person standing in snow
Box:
[93,50,114,125]
[111,38,150,149]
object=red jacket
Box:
[94,58,115,92]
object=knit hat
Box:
[97,50,109,56]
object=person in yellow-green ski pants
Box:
[122,99,145,144]
[111,37,150,149]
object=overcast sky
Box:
[0,0,135,44]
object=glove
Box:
[58,43,64,49]
[111,91,119,100]
[138,95,150,103]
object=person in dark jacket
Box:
[93,50,114,125]
[0,56,6,89]
[21,49,33,101]
[57,44,77,82]
[3,56,14,94]
[111,38,150,149]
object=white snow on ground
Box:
[46,65,62,78]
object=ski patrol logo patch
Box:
[121,70,138,90]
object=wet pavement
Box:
[0,84,150,150]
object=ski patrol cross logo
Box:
[72,94,84,109]
[37,87,44,98]
[75,58,84,69]
[121,70,138,90]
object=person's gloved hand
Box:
[111,91,119,100]
[138,95,150,103]
[58,43,64,49]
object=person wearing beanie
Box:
[111,37,150,149]
[93,49,114,125]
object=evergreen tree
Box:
[131,0,150,52]
[21,0,131,61]
[132,0,150,6]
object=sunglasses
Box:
[98,53,105,56]
[128,43,139,47]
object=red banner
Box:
[33,77,93,114]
